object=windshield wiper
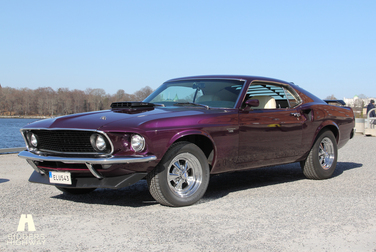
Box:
[152,103,165,107]
[173,102,209,110]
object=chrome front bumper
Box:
[18,150,157,165]
[18,150,157,179]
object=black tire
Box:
[56,186,96,195]
[147,141,210,207]
[301,130,338,179]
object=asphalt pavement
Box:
[1,134,375,251]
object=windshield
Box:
[144,79,245,108]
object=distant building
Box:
[343,96,375,108]
[343,96,376,118]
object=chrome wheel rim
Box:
[167,152,202,198]
[318,137,335,170]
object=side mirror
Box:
[245,99,259,107]
[242,99,259,111]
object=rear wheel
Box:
[301,130,337,179]
[56,186,96,195]
[147,142,210,207]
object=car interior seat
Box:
[251,96,276,109]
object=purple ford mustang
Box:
[18,75,355,206]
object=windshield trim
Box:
[173,102,210,110]
[144,78,247,109]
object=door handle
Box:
[290,112,301,117]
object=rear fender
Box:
[311,121,339,148]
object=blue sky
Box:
[1,0,375,99]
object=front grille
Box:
[32,130,96,153]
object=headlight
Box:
[95,135,107,151]
[90,134,108,152]
[131,134,145,152]
[30,133,38,147]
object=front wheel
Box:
[301,130,338,179]
[147,142,210,207]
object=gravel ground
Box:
[0,134,375,251]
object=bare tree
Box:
[358,94,367,99]
[86,88,106,111]
[0,85,154,116]
[72,89,85,113]
[115,89,126,101]
[324,94,337,100]
[0,85,4,114]
[354,98,364,108]
[134,86,154,101]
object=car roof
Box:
[164,75,325,105]
[165,75,294,86]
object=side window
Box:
[245,82,301,109]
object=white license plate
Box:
[49,171,72,185]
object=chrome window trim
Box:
[283,85,302,108]
[283,87,292,108]
[164,77,247,83]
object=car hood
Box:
[23,107,221,131]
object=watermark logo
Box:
[7,214,46,246]
[17,214,36,232]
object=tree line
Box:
[0,85,153,116]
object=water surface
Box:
[0,118,40,149]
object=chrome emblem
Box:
[227,128,236,133]
[100,116,106,120]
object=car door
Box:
[237,82,306,168]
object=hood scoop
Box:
[111,102,156,113]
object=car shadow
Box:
[0,178,10,184]
[51,180,155,208]
[332,161,363,177]
[203,161,363,202]
[51,161,362,207]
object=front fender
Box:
[167,129,213,147]
[146,128,217,167]
[165,129,218,168]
